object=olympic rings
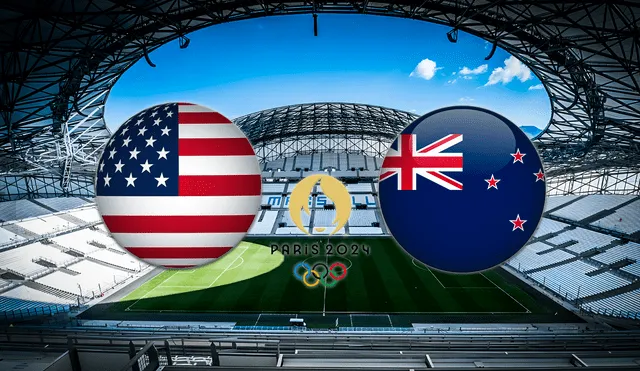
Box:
[293,261,348,288]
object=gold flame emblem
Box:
[289,174,352,235]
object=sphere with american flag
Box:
[95,103,262,269]
[378,106,546,274]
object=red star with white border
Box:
[510,214,527,231]
[534,169,545,182]
[511,148,526,163]
[485,174,500,189]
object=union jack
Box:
[380,134,463,191]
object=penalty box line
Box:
[481,272,531,314]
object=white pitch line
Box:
[208,246,249,288]
[227,257,244,271]
[254,313,262,327]
[126,270,177,311]
[427,268,447,289]
[481,272,531,313]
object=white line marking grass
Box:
[209,245,249,288]
[481,272,531,313]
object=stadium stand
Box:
[547,228,618,254]
[322,152,338,169]
[506,195,640,319]
[1,285,73,306]
[349,210,378,226]
[338,153,348,169]
[346,183,374,192]
[283,210,311,226]
[67,207,102,223]
[0,199,52,221]
[249,210,278,235]
[17,215,74,235]
[262,182,286,193]
[294,154,312,170]
[313,210,335,227]
[33,197,91,212]
[365,156,377,170]
[584,289,640,317]
[509,242,575,272]
[264,158,284,171]
[543,195,583,212]
[348,153,367,169]
[532,218,570,236]
[590,199,640,235]
[349,227,384,235]
[592,242,640,265]
[0,245,53,277]
[529,261,630,298]
[0,226,23,244]
[550,195,631,221]
[36,260,131,299]
[275,227,306,235]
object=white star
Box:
[163,105,170,111]
[157,147,170,160]
[151,111,158,117]
[135,119,143,126]
[138,126,148,136]
[140,160,153,173]
[120,127,129,136]
[103,173,111,187]
[166,111,173,118]
[155,173,169,187]
[153,118,162,126]
[160,126,171,136]
[108,148,117,159]
[129,147,140,159]
[114,159,125,173]
[125,173,137,187]
[99,161,105,172]
[121,136,132,147]
[145,136,157,147]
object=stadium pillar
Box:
[147,344,160,369]
[210,342,220,366]
[425,354,434,368]
[68,338,81,371]
[164,340,173,365]
[129,341,140,371]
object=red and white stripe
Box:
[380,134,463,191]
[99,103,261,269]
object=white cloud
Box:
[462,76,473,80]
[528,84,544,90]
[410,58,442,80]
[459,64,488,75]
[447,79,457,84]
[458,97,474,102]
[485,56,532,86]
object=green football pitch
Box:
[110,237,575,327]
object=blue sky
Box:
[105,14,550,132]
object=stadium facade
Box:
[1,1,640,370]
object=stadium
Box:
[1,1,640,370]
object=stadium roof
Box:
[0,1,639,199]
[234,102,418,162]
